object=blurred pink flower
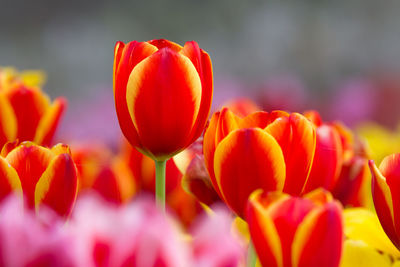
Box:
[70,193,190,267]
[0,195,75,267]
[190,205,246,267]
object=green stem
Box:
[155,159,166,212]
[247,240,257,267]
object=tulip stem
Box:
[155,159,167,212]
[247,241,257,267]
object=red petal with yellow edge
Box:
[180,41,213,145]
[35,153,77,217]
[203,111,222,197]
[215,107,240,144]
[114,41,158,148]
[268,197,316,267]
[0,156,21,201]
[265,113,316,195]
[126,48,202,160]
[6,86,50,141]
[34,97,66,146]
[371,156,400,248]
[303,125,343,193]
[0,93,17,147]
[5,142,54,208]
[291,202,343,267]
[148,39,182,52]
[246,190,285,267]
[214,128,285,217]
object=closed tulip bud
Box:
[203,108,316,217]
[0,141,78,217]
[246,189,344,267]
[113,39,213,161]
[369,154,400,249]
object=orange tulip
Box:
[0,141,78,217]
[0,68,66,148]
[369,154,400,249]
[113,39,213,161]
[203,108,316,217]
[246,189,344,267]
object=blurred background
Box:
[1,0,400,143]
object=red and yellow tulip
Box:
[246,189,344,267]
[0,67,66,148]
[0,141,78,217]
[203,107,316,217]
[369,154,400,249]
[113,39,213,161]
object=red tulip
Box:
[113,39,213,161]
[0,141,78,217]
[203,108,316,217]
[369,154,400,249]
[246,189,344,267]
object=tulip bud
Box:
[113,39,213,161]
[0,141,78,217]
[246,189,344,267]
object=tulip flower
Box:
[246,189,344,267]
[72,144,137,204]
[71,194,190,267]
[0,195,76,267]
[203,107,316,217]
[369,153,400,249]
[190,205,246,267]
[113,39,213,209]
[0,141,78,217]
[0,67,66,148]
[303,111,343,193]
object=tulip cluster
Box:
[1,37,400,267]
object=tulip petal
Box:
[344,208,400,258]
[34,97,67,146]
[126,48,202,160]
[35,153,77,216]
[214,128,285,217]
[268,197,316,267]
[215,108,240,144]
[304,125,343,192]
[114,41,158,148]
[340,240,392,267]
[369,159,399,248]
[0,156,21,200]
[291,202,343,267]
[0,93,17,147]
[148,39,182,51]
[180,41,213,145]
[203,111,222,197]
[5,142,54,208]
[247,191,284,267]
[6,86,50,141]
[265,113,316,195]
[240,111,289,129]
